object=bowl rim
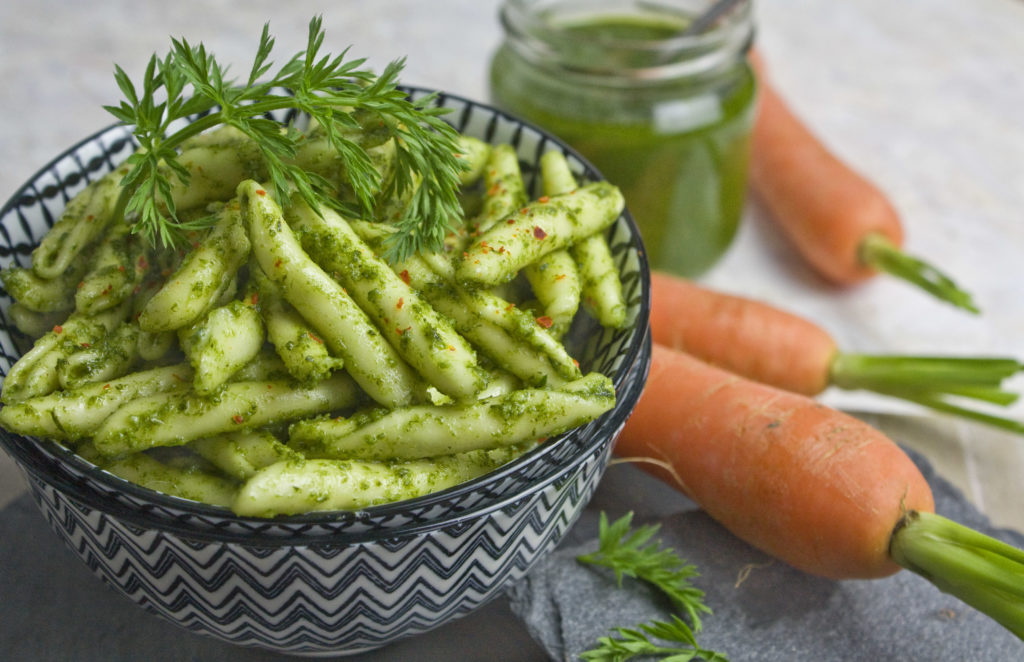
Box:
[0,85,652,528]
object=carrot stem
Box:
[859,233,979,314]
[829,353,1024,434]
[890,511,1024,640]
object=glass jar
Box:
[490,0,757,277]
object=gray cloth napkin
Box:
[507,447,1024,661]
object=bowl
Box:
[0,87,652,655]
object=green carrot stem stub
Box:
[859,232,979,314]
[889,510,1024,640]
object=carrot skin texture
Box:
[649,270,837,396]
[617,343,935,580]
[749,53,904,284]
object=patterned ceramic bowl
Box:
[0,88,652,655]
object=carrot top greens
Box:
[577,512,729,661]
[104,15,465,261]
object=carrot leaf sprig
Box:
[829,354,1024,435]
[578,511,712,630]
[104,15,465,259]
[580,616,730,662]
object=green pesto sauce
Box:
[490,13,757,277]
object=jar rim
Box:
[499,0,755,84]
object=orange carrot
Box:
[649,270,1023,433]
[619,343,934,579]
[617,343,1024,638]
[749,51,977,312]
[650,271,835,396]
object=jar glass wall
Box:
[490,0,757,277]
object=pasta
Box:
[0,121,629,517]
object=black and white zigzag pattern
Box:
[22,439,612,656]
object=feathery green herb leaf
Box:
[578,511,712,630]
[104,15,466,256]
[580,616,730,662]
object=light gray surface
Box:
[512,446,1024,661]
[1,0,1023,659]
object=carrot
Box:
[748,50,978,313]
[617,343,1024,637]
[649,270,1024,433]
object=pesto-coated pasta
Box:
[289,372,615,460]
[0,118,628,517]
[138,202,251,333]
[29,166,126,280]
[233,446,526,517]
[191,429,299,481]
[0,363,193,441]
[178,298,265,394]
[240,179,426,408]
[92,373,364,456]
[457,181,625,286]
[105,452,239,508]
[288,197,488,401]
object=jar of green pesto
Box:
[490,0,756,277]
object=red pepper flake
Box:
[487,183,501,196]
[538,195,550,203]
[79,342,91,349]
[274,258,283,269]
[498,246,506,254]
[573,358,580,368]
[255,189,267,197]
[76,281,84,289]
[232,414,245,424]
[533,226,548,240]
[396,326,411,336]
[102,384,110,390]
[555,273,567,281]
[101,285,113,296]
[536,316,554,329]
[507,218,516,224]
[86,214,95,223]
[520,207,529,214]
[396,297,404,310]
[249,292,259,305]
[52,325,63,334]
[308,332,323,344]
[448,345,456,352]
[505,303,516,312]
[399,269,411,284]
[137,256,149,271]
[118,265,126,272]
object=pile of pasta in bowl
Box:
[0,88,650,654]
